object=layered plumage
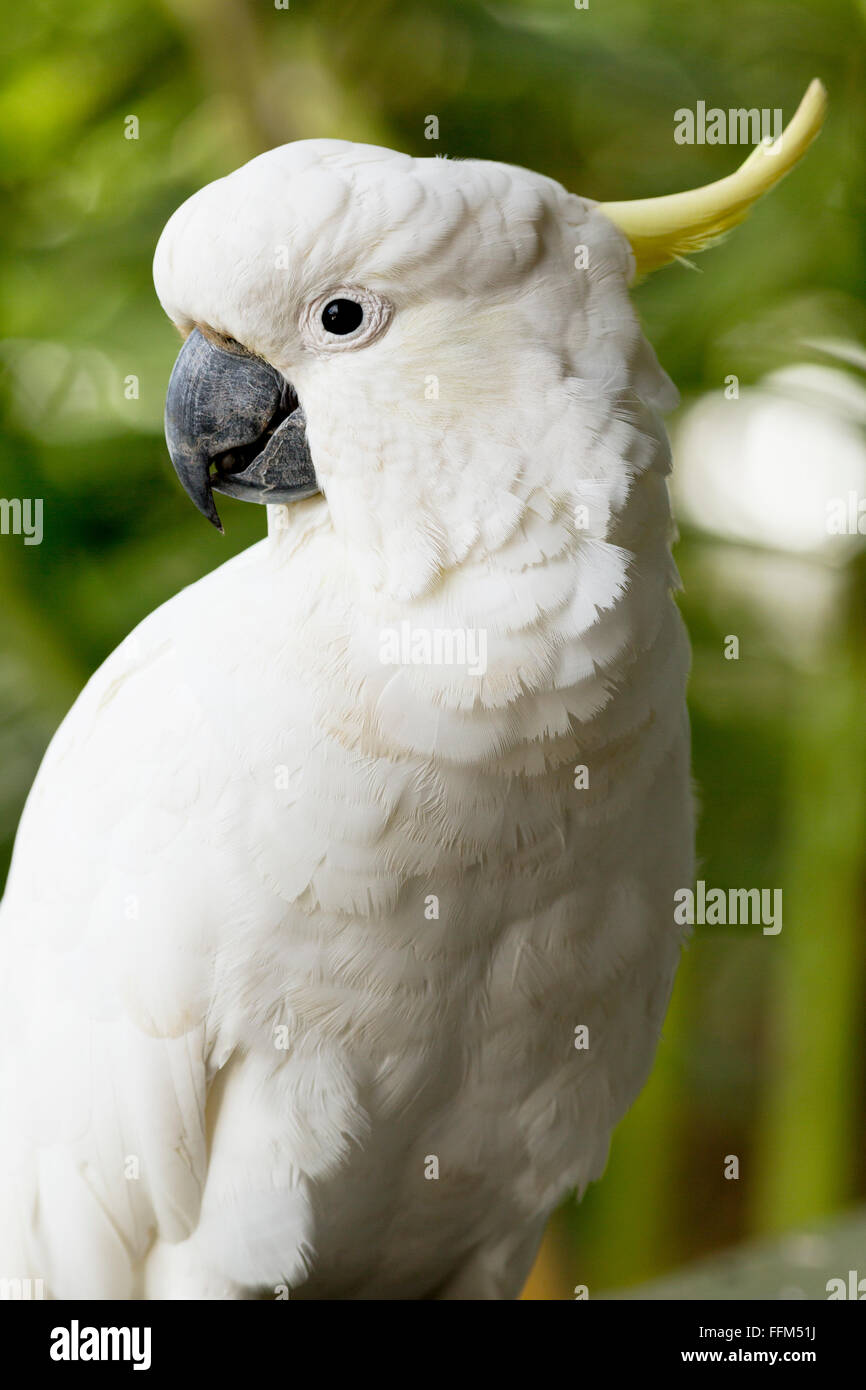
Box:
[0,132,756,1298]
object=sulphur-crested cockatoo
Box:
[0,82,824,1300]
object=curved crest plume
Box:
[600,79,827,277]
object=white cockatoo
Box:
[0,82,824,1300]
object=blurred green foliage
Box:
[1,0,864,1295]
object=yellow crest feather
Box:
[600,79,827,278]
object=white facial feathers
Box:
[154,137,676,634]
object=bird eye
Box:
[301,287,393,352]
[322,299,364,335]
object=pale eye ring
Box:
[300,286,392,352]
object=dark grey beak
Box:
[164,328,319,530]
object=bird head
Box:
[154,83,824,598]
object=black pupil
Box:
[322,299,364,335]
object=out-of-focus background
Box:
[1,0,864,1298]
